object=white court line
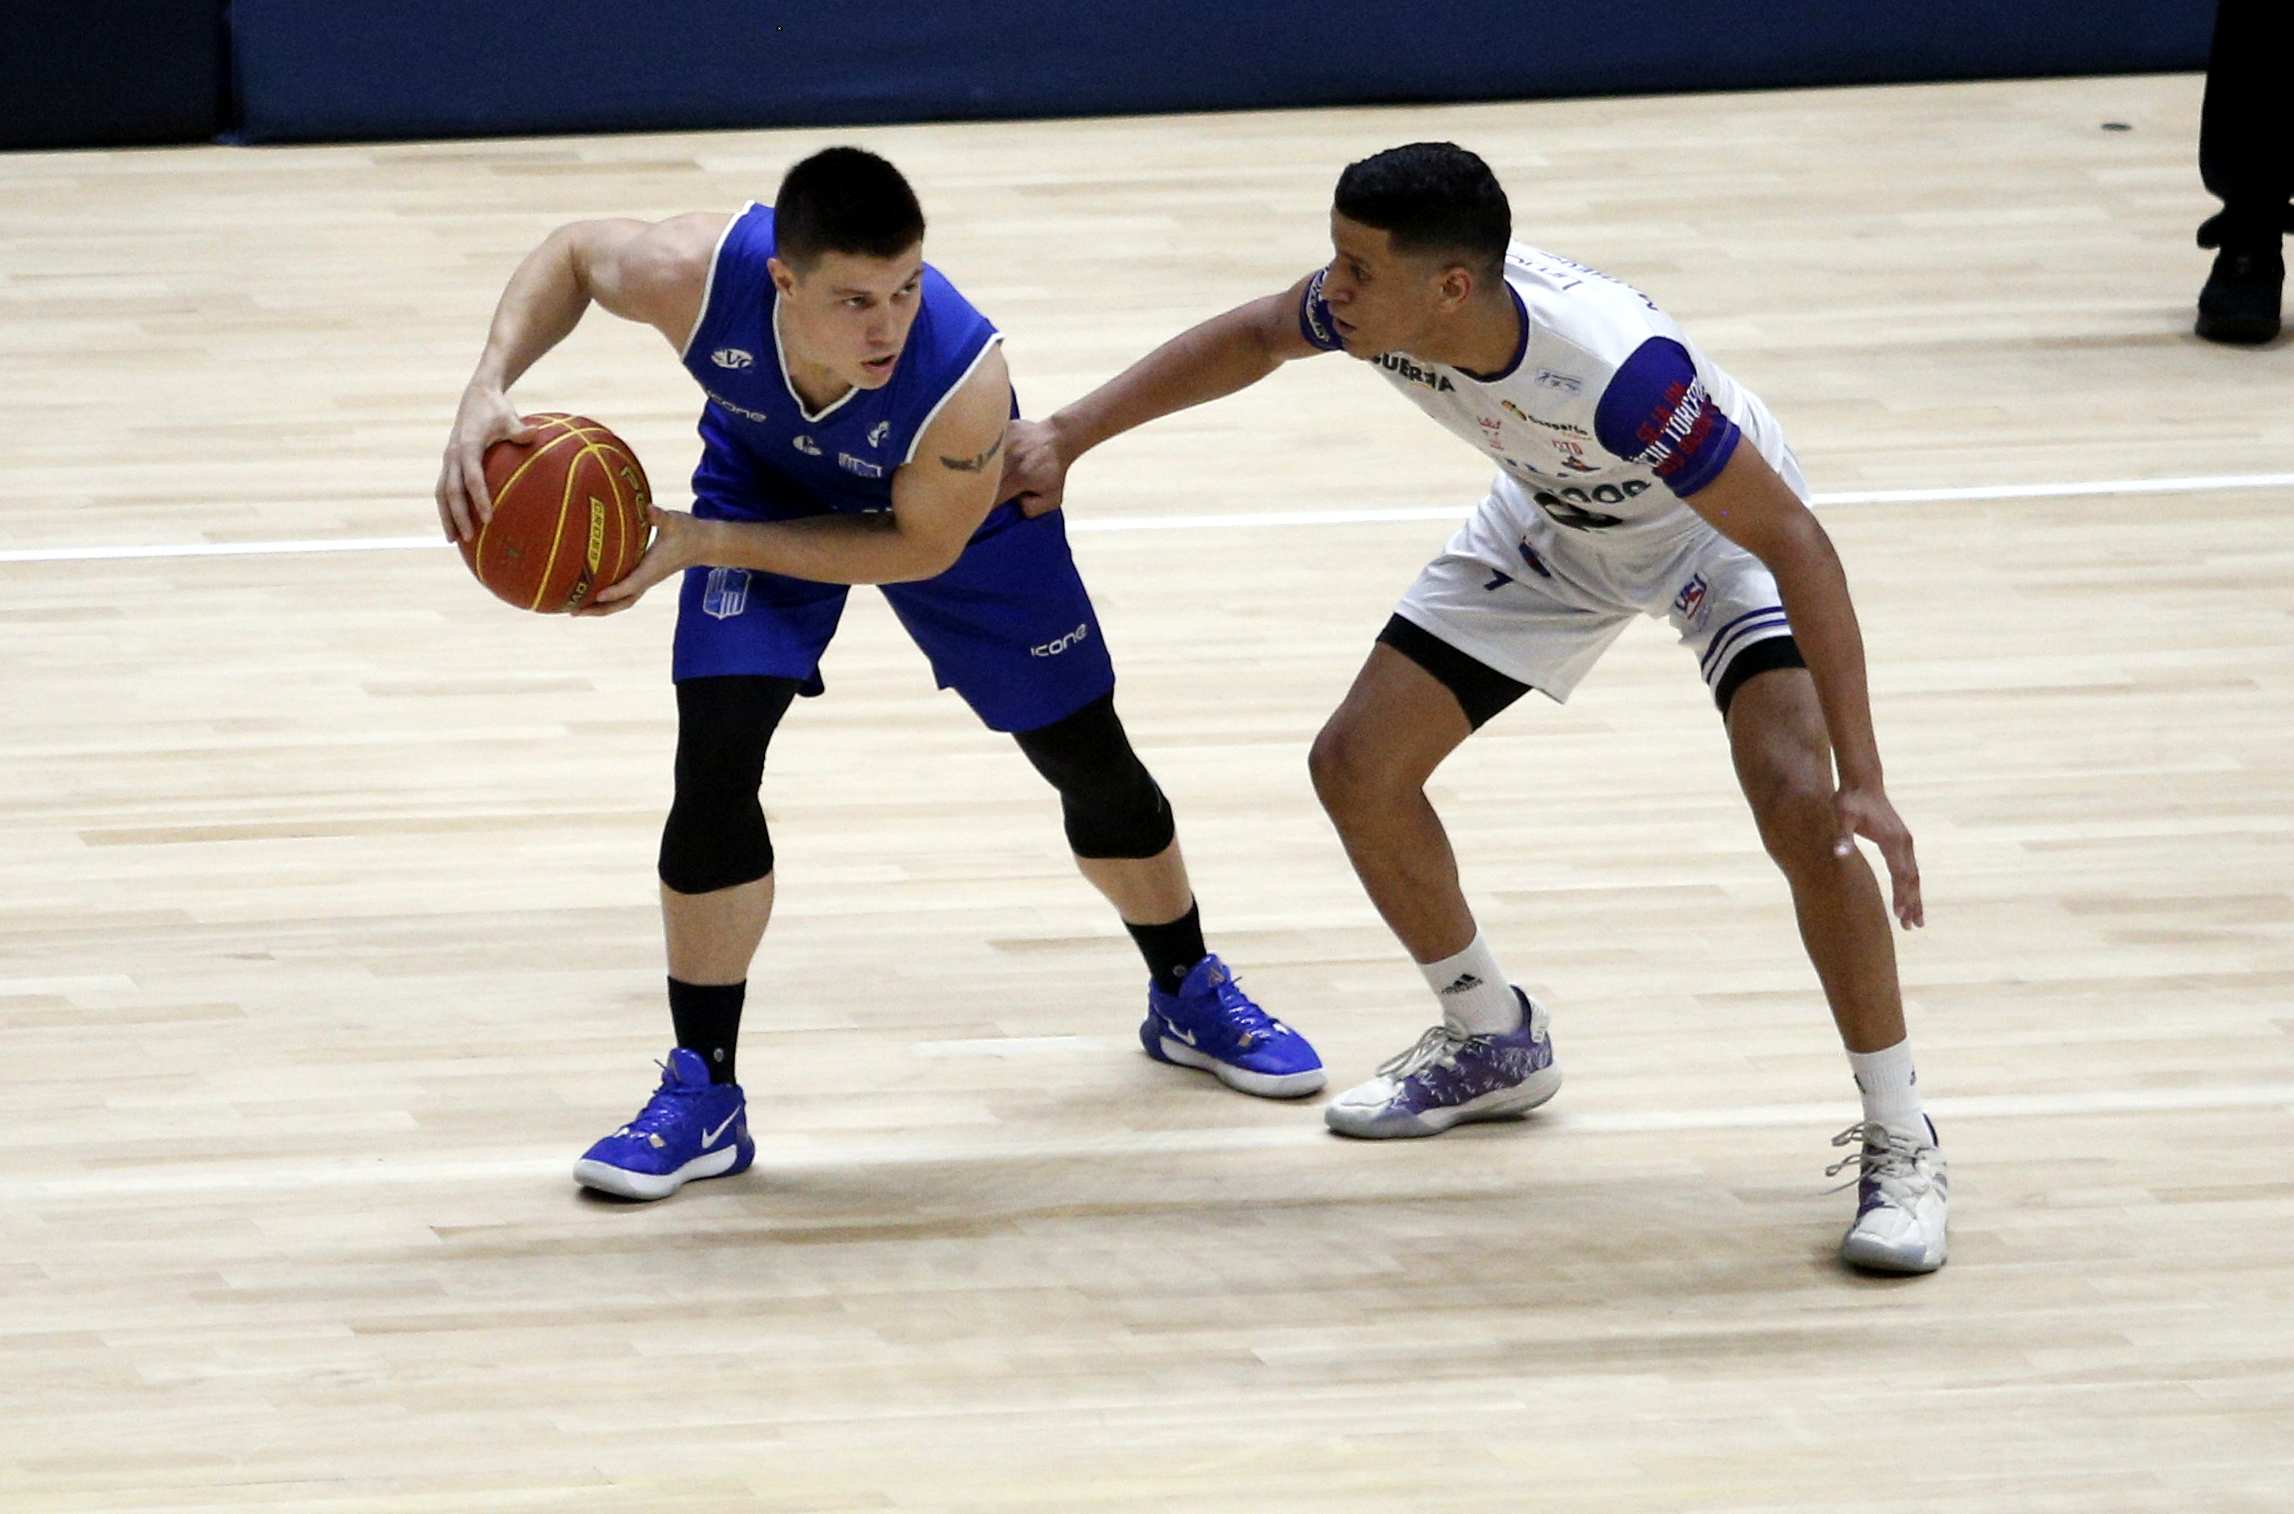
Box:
[4,471,2290,566]
[8,1080,2287,1201]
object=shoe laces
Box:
[1378,1024,1478,1080]
[1824,1121,1935,1205]
[1204,971,1292,1048]
[616,1059,706,1139]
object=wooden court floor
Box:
[3,71,2291,1511]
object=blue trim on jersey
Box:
[1297,269,1345,352]
[1698,606,1790,677]
[1456,286,1529,384]
[1593,336,1742,497]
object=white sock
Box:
[1847,1039,1927,1135]
[1419,931,1522,1035]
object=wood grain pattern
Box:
[3,71,2291,1512]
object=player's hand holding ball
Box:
[435,384,535,542]
[445,407,656,614]
[577,504,699,617]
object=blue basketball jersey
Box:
[678,203,1004,518]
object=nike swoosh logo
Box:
[1165,1020,1198,1048]
[701,1109,740,1148]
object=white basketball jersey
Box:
[1299,242,1796,560]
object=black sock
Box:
[1126,900,1206,995]
[668,977,746,1085]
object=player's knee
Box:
[1749,768,1837,877]
[658,791,773,894]
[658,676,793,894]
[1015,695,1176,859]
[1060,780,1174,859]
[1308,715,1396,816]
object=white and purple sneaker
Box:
[1142,954,1325,1098]
[1830,1116,1949,1273]
[1325,989,1560,1138]
[572,1047,753,1201]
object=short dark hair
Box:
[1333,142,1510,278]
[774,146,926,271]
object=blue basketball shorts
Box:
[671,493,1116,734]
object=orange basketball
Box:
[459,413,653,614]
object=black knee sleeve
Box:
[657,676,798,894]
[1013,693,1177,860]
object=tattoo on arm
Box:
[937,432,1005,473]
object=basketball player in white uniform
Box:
[1004,143,1947,1272]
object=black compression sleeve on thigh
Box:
[1714,635,1808,720]
[657,676,800,894]
[1376,614,1533,730]
[1012,693,1178,860]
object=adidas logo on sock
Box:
[1440,973,1484,995]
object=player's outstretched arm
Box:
[1003,274,1326,516]
[584,347,1014,615]
[435,214,725,541]
[1681,446,1923,929]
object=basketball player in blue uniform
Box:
[435,148,1323,1201]
[1005,143,1946,1273]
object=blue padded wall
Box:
[2,1,226,150]
[227,2,2212,145]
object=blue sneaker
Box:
[1141,954,1325,1098]
[1324,989,1560,1137]
[571,1048,754,1200]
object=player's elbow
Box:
[1736,506,1836,582]
[888,524,967,583]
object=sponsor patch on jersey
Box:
[1031,622,1090,658]
[837,453,885,479]
[1591,337,1742,497]
[704,388,769,424]
[1534,369,1583,394]
[867,419,890,448]
[711,348,755,369]
[1673,572,1710,624]
[792,434,822,456]
[1549,437,1598,474]
[1376,353,1456,393]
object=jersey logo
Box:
[1534,369,1583,394]
[867,420,890,448]
[1549,439,1597,474]
[702,567,751,620]
[1501,400,1530,422]
[792,434,822,456]
[837,453,885,479]
[1634,377,1719,482]
[1031,622,1090,658]
[1375,353,1456,393]
[704,388,769,424]
[1673,573,1710,624]
[711,348,755,369]
[1477,416,1507,453]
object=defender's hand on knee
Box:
[1834,787,1923,929]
